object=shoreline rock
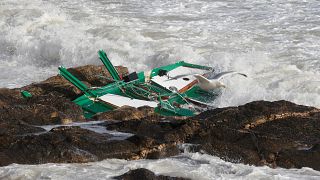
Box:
[105,100,320,170]
[0,65,319,171]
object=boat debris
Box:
[57,50,223,117]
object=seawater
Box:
[0,0,319,179]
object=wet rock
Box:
[0,92,85,125]
[114,168,190,180]
[188,100,320,170]
[93,106,159,121]
[195,100,319,130]
[22,75,82,100]
[0,88,22,108]
[0,121,44,136]
[106,100,320,170]
[107,118,190,143]
[0,126,178,166]
[1,71,320,173]
[67,65,128,87]
[23,65,128,100]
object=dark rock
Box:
[0,126,179,166]
[188,100,320,170]
[0,92,85,125]
[114,168,190,180]
[0,88,22,108]
[22,65,128,100]
[0,121,44,136]
[22,75,83,100]
[106,100,320,170]
[107,119,189,143]
[67,65,128,87]
[1,66,320,172]
[93,106,159,121]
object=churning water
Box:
[0,0,319,179]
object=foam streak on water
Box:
[38,121,133,140]
[1,0,320,179]
[0,150,320,180]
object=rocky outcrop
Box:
[0,89,84,125]
[67,65,128,87]
[188,100,320,170]
[114,168,190,180]
[0,121,44,136]
[0,65,128,125]
[106,100,320,171]
[0,126,179,166]
[22,65,128,100]
[0,65,319,171]
[93,106,159,121]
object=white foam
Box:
[0,150,319,180]
[1,0,319,108]
[1,0,320,178]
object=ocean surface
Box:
[0,0,320,179]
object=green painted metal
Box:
[98,50,121,81]
[150,61,184,78]
[21,90,32,99]
[58,50,216,118]
[150,61,212,78]
[72,95,115,118]
[181,61,213,71]
[58,66,94,96]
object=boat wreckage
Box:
[55,50,245,118]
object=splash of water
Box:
[1,0,320,178]
[0,148,319,180]
[1,0,319,108]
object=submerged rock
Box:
[114,168,190,180]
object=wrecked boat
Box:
[58,50,218,118]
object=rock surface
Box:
[0,89,84,125]
[22,65,128,100]
[0,64,128,125]
[107,100,320,171]
[0,125,179,166]
[0,65,319,172]
[190,100,320,170]
[114,168,190,180]
[93,106,159,121]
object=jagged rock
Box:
[188,100,320,170]
[106,100,320,170]
[107,118,191,143]
[1,68,320,172]
[114,168,190,180]
[0,126,179,166]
